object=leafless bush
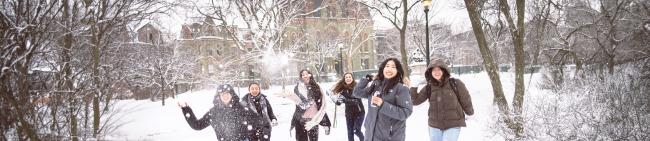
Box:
[491,62,650,140]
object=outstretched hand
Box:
[323,126,330,135]
[177,101,188,108]
[271,119,278,127]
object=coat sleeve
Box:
[456,80,474,115]
[378,85,413,121]
[410,85,430,105]
[181,107,211,130]
[353,79,374,99]
[264,96,277,120]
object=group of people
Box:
[178,58,474,141]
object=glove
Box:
[337,96,345,103]
[365,74,374,80]
[271,119,278,126]
[324,126,330,135]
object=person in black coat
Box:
[179,84,261,141]
[276,69,331,141]
[241,82,277,141]
[332,72,365,141]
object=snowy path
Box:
[109,72,541,141]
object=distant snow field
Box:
[108,72,543,141]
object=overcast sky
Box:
[156,0,473,37]
[371,0,471,34]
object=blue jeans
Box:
[429,127,460,141]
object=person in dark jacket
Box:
[179,84,261,141]
[241,82,277,141]
[332,72,365,141]
[409,59,474,141]
[353,58,413,141]
[276,69,332,141]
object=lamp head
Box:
[423,0,432,9]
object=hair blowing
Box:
[298,69,322,98]
[332,72,356,94]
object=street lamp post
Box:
[423,0,431,66]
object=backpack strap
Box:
[449,78,462,106]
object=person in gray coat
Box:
[353,58,413,141]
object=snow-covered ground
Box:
[108,72,543,141]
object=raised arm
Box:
[181,107,211,130]
[410,85,430,105]
[353,78,375,99]
[378,85,413,120]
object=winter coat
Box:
[181,86,262,141]
[335,88,365,118]
[410,59,474,130]
[241,93,277,127]
[353,79,413,141]
[290,83,331,131]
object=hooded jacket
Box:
[410,59,474,130]
[181,84,262,141]
[353,79,413,141]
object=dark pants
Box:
[252,126,271,141]
[295,121,319,141]
[346,115,365,141]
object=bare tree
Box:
[360,0,422,78]
[462,0,516,137]
[0,0,63,140]
[195,0,324,88]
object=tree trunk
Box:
[497,0,527,137]
[70,108,78,141]
[161,76,166,106]
[398,0,410,78]
[84,98,90,134]
[463,0,511,126]
[92,24,102,138]
[92,95,100,137]
[61,1,79,139]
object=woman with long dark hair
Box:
[353,58,413,141]
[332,72,365,141]
[276,69,331,141]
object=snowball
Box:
[184,113,190,118]
[243,121,248,125]
[247,125,253,130]
[264,135,269,139]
